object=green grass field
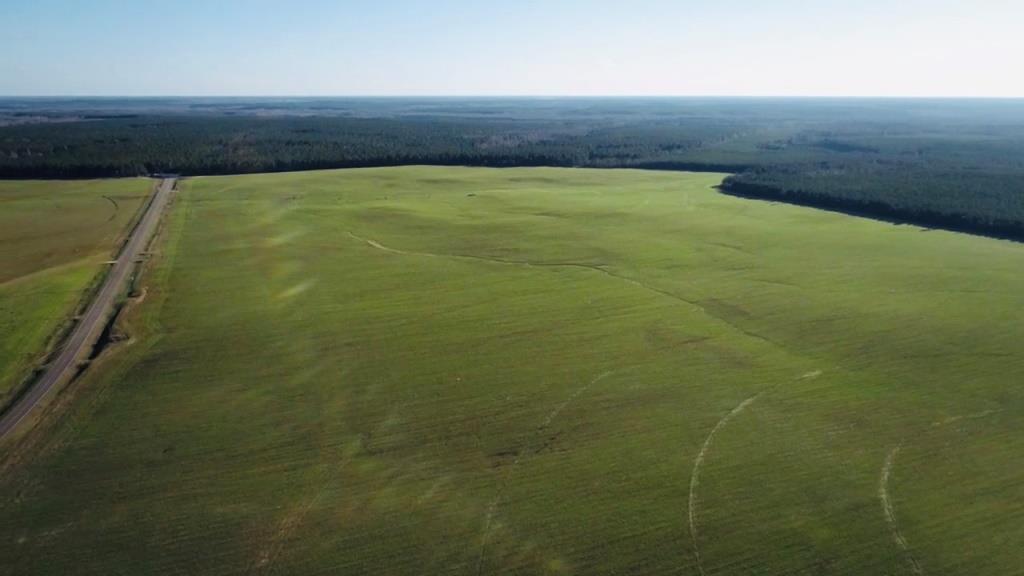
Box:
[2,167,1023,575]
[0,179,150,406]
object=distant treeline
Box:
[719,177,1024,241]
[0,115,749,177]
[2,98,1024,240]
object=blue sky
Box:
[2,0,1022,96]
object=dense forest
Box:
[2,97,1024,239]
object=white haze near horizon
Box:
[1,0,1022,98]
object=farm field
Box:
[0,179,149,407]
[2,166,1023,575]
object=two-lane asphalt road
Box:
[0,178,176,441]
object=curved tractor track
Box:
[0,177,176,441]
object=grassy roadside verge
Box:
[0,179,152,412]
[0,178,181,464]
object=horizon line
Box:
[3,94,1024,100]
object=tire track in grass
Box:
[687,392,762,576]
[874,409,1000,576]
[347,233,425,257]
[879,446,924,575]
[686,371,820,575]
[247,367,357,575]
[932,409,1000,427]
[346,231,711,313]
[250,491,327,573]
[102,195,119,222]
[475,370,615,576]
[346,231,792,352]
[248,436,361,575]
[349,231,816,571]
[347,231,620,275]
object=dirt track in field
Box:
[880,446,924,575]
[687,393,762,576]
